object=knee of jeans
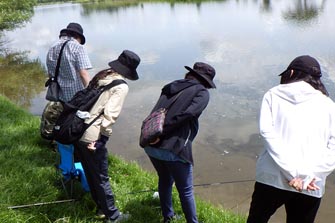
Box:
[176,182,193,192]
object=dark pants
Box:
[247,182,321,223]
[75,141,120,220]
[149,157,198,223]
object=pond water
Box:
[3,0,335,222]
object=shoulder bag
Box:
[139,90,183,148]
[45,40,70,102]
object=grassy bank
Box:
[0,95,246,222]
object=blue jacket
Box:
[150,78,209,164]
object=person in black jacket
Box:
[143,62,216,223]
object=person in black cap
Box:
[75,50,140,223]
[41,22,92,140]
[141,62,216,223]
[247,55,335,223]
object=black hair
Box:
[280,70,329,96]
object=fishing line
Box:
[125,179,254,195]
[8,180,255,209]
[193,179,254,187]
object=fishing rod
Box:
[126,179,254,195]
[7,179,255,209]
[7,199,75,210]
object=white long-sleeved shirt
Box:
[256,81,335,198]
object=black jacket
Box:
[151,78,209,164]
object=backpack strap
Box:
[99,79,127,92]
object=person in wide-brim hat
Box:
[184,62,216,89]
[108,50,140,80]
[75,50,141,222]
[141,60,216,223]
[59,22,86,45]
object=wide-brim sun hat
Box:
[185,62,216,88]
[59,22,86,45]
[108,50,140,80]
[279,55,321,77]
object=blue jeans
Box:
[149,156,198,223]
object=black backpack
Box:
[53,79,126,145]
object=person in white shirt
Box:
[247,55,335,223]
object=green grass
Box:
[0,95,246,222]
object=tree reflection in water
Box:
[0,48,46,110]
[282,0,327,23]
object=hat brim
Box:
[185,66,216,88]
[60,28,86,45]
[278,69,288,76]
[278,68,322,77]
[109,60,139,80]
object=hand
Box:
[87,142,96,151]
[306,178,320,191]
[289,177,321,192]
[86,135,109,151]
[289,178,303,192]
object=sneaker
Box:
[106,212,130,223]
[94,209,106,220]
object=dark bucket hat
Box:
[59,23,86,45]
[108,50,140,80]
[279,55,321,77]
[185,62,216,88]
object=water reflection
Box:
[0,51,45,109]
[81,0,229,15]
[283,0,326,24]
[81,1,140,15]
[260,0,272,12]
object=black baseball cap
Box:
[279,55,321,77]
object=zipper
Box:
[184,129,191,146]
